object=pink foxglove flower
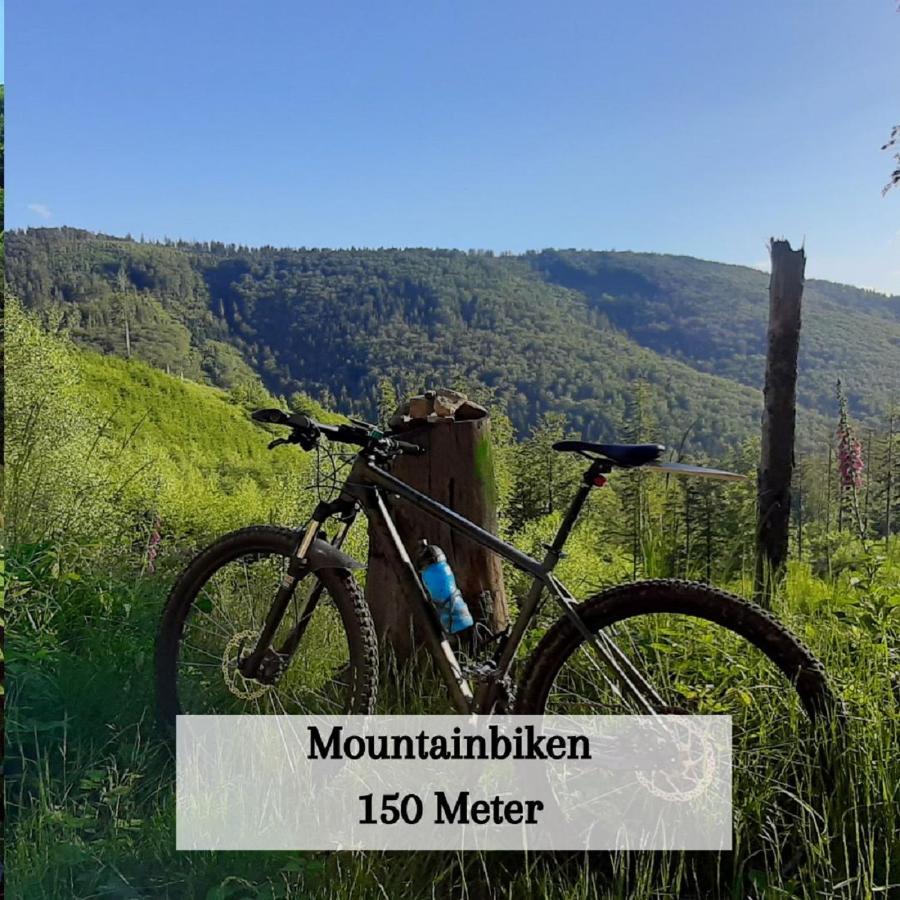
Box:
[836,381,864,490]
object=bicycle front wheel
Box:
[155,526,378,725]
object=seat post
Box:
[543,458,611,567]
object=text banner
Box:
[177,715,732,851]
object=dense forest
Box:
[8,228,899,456]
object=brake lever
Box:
[268,437,290,450]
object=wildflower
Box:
[837,432,864,490]
[836,381,865,490]
[834,379,868,543]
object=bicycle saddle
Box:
[552,440,665,468]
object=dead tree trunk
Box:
[365,390,509,660]
[755,239,805,604]
[886,410,895,541]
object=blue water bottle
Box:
[416,541,474,634]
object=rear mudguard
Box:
[305,537,365,571]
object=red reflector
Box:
[592,475,608,487]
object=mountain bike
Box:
[156,409,836,743]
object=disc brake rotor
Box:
[635,717,717,802]
[222,629,272,700]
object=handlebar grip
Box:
[251,408,289,424]
[286,413,317,431]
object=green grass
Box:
[5,550,899,899]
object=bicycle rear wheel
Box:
[155,526,378,725]
[516,579,837,769]
[515,582,841,881]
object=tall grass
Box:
[5,555,899,898]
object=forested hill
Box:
[8,227,899,455]
[524,249,900,419]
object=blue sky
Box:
[7,0,900,293]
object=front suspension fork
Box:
[238,522,322,679]
[240,510,354,680]
[275,518,355,658]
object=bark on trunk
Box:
[755,239,805,604]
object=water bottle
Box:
[416,540,474,634]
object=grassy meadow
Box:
[4,299,899,898]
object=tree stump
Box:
[755,239,805,605]
[365,389,509,660]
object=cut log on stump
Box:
[366,391,509,660]
[755,238,805,604]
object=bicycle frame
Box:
[303,452,668,716]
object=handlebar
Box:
[250,408,426,458]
